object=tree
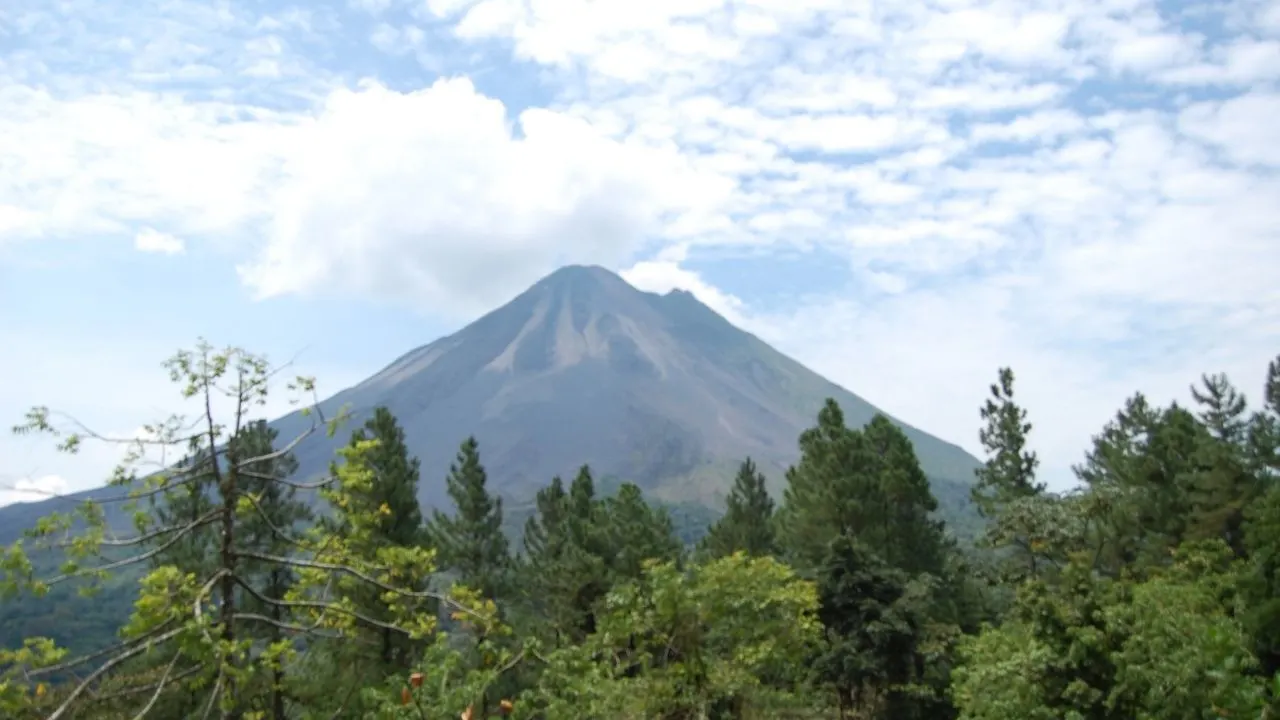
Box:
[775,399,880,573]
[601,483,681,582]
[699,457,776,560]
[523,553,822,719]
[298,407,426,716]
[429,437,511,603]
[228,420,310,720]
[971,368,1046,581]
[0,341,482,720]
[952,542,1270,720]
[813,534,932,719]
[776,400,945,578]
[327,407,426,660]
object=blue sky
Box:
[1,0,1277,504]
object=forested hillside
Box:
[2,340,1279,719]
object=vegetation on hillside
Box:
[2,339,1278,719]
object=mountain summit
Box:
[267,264,981,510]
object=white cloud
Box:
[133,228,185,254]
[0,475,69,508]
[236,77,731,315]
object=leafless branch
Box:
[45,626,187,720]
[129,649,182,720]
[232,576,412,635]
[235,492,311,549]
[92,508,223,548]
[235,551,480,620]
[86,664,203,705]
[41,512,222,587]
[26,622,178,680]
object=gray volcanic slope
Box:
[268,265,980,510]
[0,265,981,537]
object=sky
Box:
[0,0,1277,507]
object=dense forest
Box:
[2,340,1279,719]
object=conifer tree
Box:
[776,400,943,578]
[970,368,1049,580]
[1188,373,1259,555]
[429,436,511,602]
[863,415,946,576]
[602,482,681,581]
[700,457,776,559]
[775,399,877,573]
[519,476,569,620]
[972,367,1042,516]
[329,407,424,548]
[314,405,425,693]
[519,466,611,642]
[233,420,310,720]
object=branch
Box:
[232,575,413,636]
[130,649,182,720]
[236,469,338,491]
[40,511,222,587]
[26,621,177,680]
[235,491,311,549]
[199,668,224,720]
[235,551,481,620]
[86,664,203,705]
[91,508,223,549]
[45,626,187,720]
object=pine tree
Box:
[326,407,426,663]
[233,420,310,720]
[602,483,681,581]
[429,436,511,602]
[863,416,946,577]
[972,367,1042,516]
[1187,373,1260,555]
[519,466,611,642]
[775,399,879,573]
[776,400,943,578]
[970,368,1049,580]
[329,407,424,547]
[700,457,776,559]
[150,446,219,578]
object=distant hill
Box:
[1,264,982,540]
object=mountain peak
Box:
[534,264,628,292]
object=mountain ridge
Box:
[0,264,981,537]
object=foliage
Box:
[430,436,512,603]
[699,457,776,560]
[5,341,1280,720]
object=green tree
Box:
[813,534,933,719]
[1073,396,1205,576]
[230,420,310,720]
[699,457,777,559]
[429,437,511,602]
[775,399,879,573]
[601,482,681,582]
[328,407,426,660]
[776,401,945,578]
[524,553,822,719]
[517,466,611,644]
[0,341,478,720]
[952,542,1270,720]
[971,368,1045,580]
[297,407,426,716]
